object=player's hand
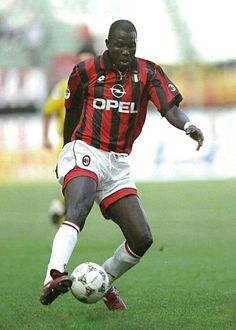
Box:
[185,126,204,151]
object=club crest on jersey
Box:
[168,83,176,93]
[132,72,139,83]
[65,87,70,99]
[110,84,126,98]
[97,75,105,82]
[82,155,91,166]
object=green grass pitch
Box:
[0,179,236,329]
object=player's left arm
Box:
[149,64,204,151]
[165,105,204,151]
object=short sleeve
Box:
[148,64,183,116]
[65,65,83,111]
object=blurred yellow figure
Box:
[42,78,67,154]
[42,78,67,225]
[42,46,97,225]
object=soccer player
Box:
[40,20,204,310]
[42,46,96,225]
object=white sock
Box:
[43,221,79,285]
[102,241,141,284]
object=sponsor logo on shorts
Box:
[97,75,105,82]
[82,155,91,166]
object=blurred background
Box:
[0,0,236,183]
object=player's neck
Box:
[112,65,128,80]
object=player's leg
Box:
[111,195,153,255]
[102,195,153,310]
[103,195,152,278]
[40,176,97,305]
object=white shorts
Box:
[57,140,137,218]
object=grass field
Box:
[0,179,236,330]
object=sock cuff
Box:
[125,241,141,259]
[62,221,80,234]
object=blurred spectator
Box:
[0,1,45,66]
[74,24,97,59]
[0,67,47,113]
[21,13,44,66]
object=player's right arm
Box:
[63,66,84,145]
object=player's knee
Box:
[132,233,153,257]
[141,234,153,253]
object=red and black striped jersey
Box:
[64,50,182,154]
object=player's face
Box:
[106,29,137,73]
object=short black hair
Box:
[108,20,137,39]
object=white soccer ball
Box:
[70,262,110,304]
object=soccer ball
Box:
[70,262,110,304]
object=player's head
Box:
[105,20,137,73]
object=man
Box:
[40,20,204,310]
[42,46,96,225]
